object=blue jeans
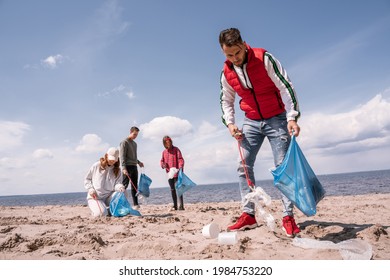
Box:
[238,113,294,217]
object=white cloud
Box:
[97,84,135,99]
[125,91,135,99]
[0,157,27,169]
[23,64,39,70]
[197,121,219,135]
[140,116,193,141]
[300,94,390,155]
[33,149,54,159]
[1,145,96,196]
[0,121,30,152]
[95,0,130,36]
[75,134,109,153]
[41,54,65,69]
[79,0,130,52]
[112,84,125,92]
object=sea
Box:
[0,169,389,207]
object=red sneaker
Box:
[227,212,257,231]
[291,217,301,234]
[282,216,294,237]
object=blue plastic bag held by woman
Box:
[176,169,196,197]
[109,192,141,217]
[137,172,152,198]
[270,135,325,216]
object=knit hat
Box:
[107,147,119,161]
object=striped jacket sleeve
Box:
[219,70,237,126]
[264,52,301,122]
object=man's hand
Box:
[288,120,300,136]
[122,169,129,176]
[228,123,243,140]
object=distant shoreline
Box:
[2,168,389,197]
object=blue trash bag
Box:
[175,169,196,197]
[109,192,141,217]
[137,173,152,198]
[270,136,325,216]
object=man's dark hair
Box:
[130,126,139,133]
[219,28,243,47]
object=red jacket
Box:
[160,146,184,178]
[223,46,285,120]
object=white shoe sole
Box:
[283,227,294,237]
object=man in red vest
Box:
[219,28,301,237]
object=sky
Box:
[1,0,390,196]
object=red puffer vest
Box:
[223,46,285,120]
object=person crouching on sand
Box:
[84,147,126,217]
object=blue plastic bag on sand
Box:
[270,136,325,216]
[176,169,196,197]
[138,173,152,198]
[109,192,141,217]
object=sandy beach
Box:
[0,193,388,260]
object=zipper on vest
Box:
[241,66,264,120]
[250,88,263,119]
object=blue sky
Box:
[1,0,389,196]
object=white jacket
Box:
[84,161,123,200]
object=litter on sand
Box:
[201,222,238,245]
[292,237,373,260]
[244,186,275,231]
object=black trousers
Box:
[122,165,139,206]
[168,177,184,210]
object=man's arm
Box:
[264,52,300,122]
